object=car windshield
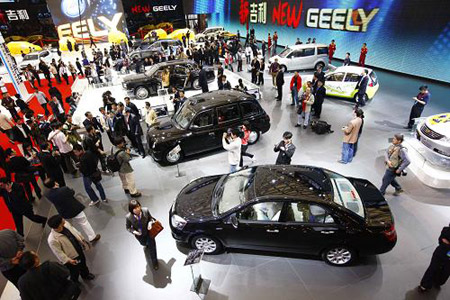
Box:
[278,48,291,58]
[324,170,365,218]
[23,54,39,61]
[173,104,195,129]
[214,168,256,215]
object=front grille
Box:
[420,124,444,140]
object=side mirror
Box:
[230,214,239,229]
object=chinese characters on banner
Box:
[239,0,303,29]
[241,0,267,27]
[5,10,29,21]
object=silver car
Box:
[19,50,54,71]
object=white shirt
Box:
[48,130,73,153]
[0,113,12,130]
[222,137,242,165]
[34,91,47,104]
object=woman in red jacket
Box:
[328,40,336,63]
[290,72,302,106]
[359,43,368,67]
[239,121,255,167]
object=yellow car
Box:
[143,29,168,42]
[7,41,42,55]
[108,30,128,44]
[167,28,195,43]
[59,36,77,51]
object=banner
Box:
[122,0,185,35]
[189,0,450,83]
[46,0,127,40]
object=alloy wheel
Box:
[326,247,352,265]
[194,237,217,254]
[136,87,149,99]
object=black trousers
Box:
[43,72,51,83]
[8,108,20,121]
[48,169,66,187]
[16,175,42,200]
[277,84,283,100]
[61,151,77,174]
[239,144,254,167]
[356,92,366,107]
[62,74,69,85]
[143,237,158,266]
[41,103,50,116]
[2,265,26,288]
[12,210,47,236]
[420,245,450,289]
[258,72,264,85]
[407,104,425,128]
[65,253,90,282]
[313,100,323,118]
[238,60,242,72]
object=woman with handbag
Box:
[126,200,162,270]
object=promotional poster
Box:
[46,0,127,40]
[186,0,450,83]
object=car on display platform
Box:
[196,26,225,42]
[268,44,329,72]
[134,39,183,53]
[303,66,380,102]
[169,165,397,266]
[18,49,55,71]
[416,113,450,158]
[122,60,215,100]
[147,90,271,165]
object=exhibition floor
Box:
[2,64,450,300]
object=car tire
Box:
[322,246,356,266]
[353,93,369,103]
[280,65,287,73]
[191,235,223,255]
[135,86,150,100]
[163,145,184,165]
[247,131,260,145]
[315,62,325,71]
[198,37,204,42]
[192,78,201,90]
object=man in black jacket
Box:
[124,108,145,157]
[0,229,26,288]
[43,178,100,243]
[38,142,65,186]
[274,131,296,165]
[313,80,326,118]
[11,118,32,149]
[355,69,369,107]
[312,66,325,93]
[5,148,41,200]
[48,86,63,107]
[38,60,51,85]
[82,125,106,171]
[251,56,260,84]
[75,58,84,76]
[198,66,209,93]
[218,75,232,90]
[73,144,106,205]
[276,69,285,101]
[82,111,103,133]
[124,97,141,119]
[18,251,80,300]
[0,178,47,236]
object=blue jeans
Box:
[341,143,354,163]
[379,169,402,195]
[83,176,106,201]
[291,89,298,105]
[230,165,238,173]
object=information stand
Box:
[184,249,210,298]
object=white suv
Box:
[268,44,329,72]
[196,27,225,42]
[19,49,55,71]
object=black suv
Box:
[122,60,215,100]
[147,90,271,164]
[170,165,397,266]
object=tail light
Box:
[383,224,397,242]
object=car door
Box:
[182,109,217,154]
[218,201,286,250]
[41,50,51,63]
[287,50,301,70]
[324,72,345,97]
[343,72,361,97]
[214,103,242,145]
[301,47,316,69]
[170,65,188,89]
[277,201,347,254]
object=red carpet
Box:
[0,77,75,230]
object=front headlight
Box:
[171,214,187,230]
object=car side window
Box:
[285,202,335,224]
[240,101,261,118]
[217,104,240,123]
[344,73,361,82]
[303,48,315,56]
[161,42,168,50]
[317,47,328,55]
[327,72,345,82]
[41,51,49,58]
[192,110,214,128]
[174,66,187,74]
[238,202,284,222]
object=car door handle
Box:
[208,132,215,136]
[320,231,335,234]
[266,229,279,233]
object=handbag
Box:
[148,220,164,239]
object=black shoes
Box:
[83,273,95,280]
[130,192,142,198]
[153,262,159,270]
[124,189,130,194]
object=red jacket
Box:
[360,47,368,56]
[290,75,302,91]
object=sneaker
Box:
[101,198,108,203]
[393,189,404,196]
[89,200,100,206]
[295,124,301,127]
[130,192,142,198]
[90,234,101,243]
[337,160,348,164]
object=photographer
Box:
[274,131,296,165]
[239,122,255,167]
[222,129,242,173]
[114,138,141,198]
[379,134,410,196]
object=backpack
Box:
[106,148,124,172]
[311,120,333,134]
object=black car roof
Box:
[252,165,332,202]
[186,90,255,111]
[155,59,197,68]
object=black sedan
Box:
[122,60,215,100]
[147,90,270,165]
[169,165,397,266]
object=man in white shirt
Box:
[59,64,70,85]
[222,129,242,173]
[0,109,14,141]
[48,123,78,175]
[33,88,49,116]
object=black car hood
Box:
[174,175,222,221]
[147,118,185,140]
[123,73,148,83]
[348,177,394,228]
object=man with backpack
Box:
[109,138,141,197]
[379,134,410,196]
